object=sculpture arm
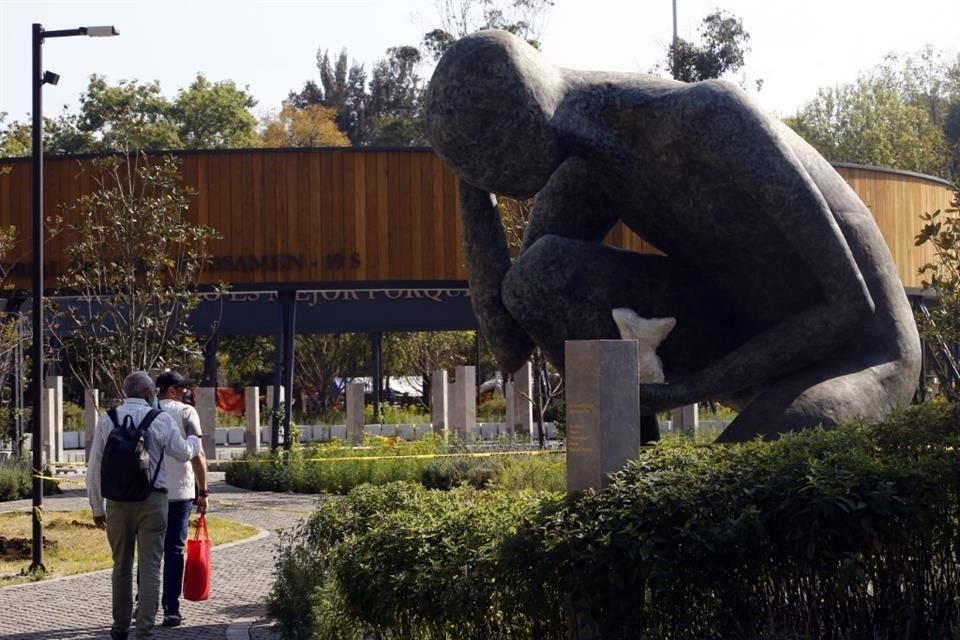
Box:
[520,156,620,254]
[459,180,536,373]
[641,83,875,410]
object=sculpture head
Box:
[425,30,565,198]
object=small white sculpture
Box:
[611,309,676,384]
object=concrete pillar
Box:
[41,387,56,465]
[430,369,448,439]
[244,386,261,454]
[565,340,641,493]
[448,365,476,442]
[346,382,365,445]
[671,403,699,435]
[195,387,217,460]
[45,375,64,463]
[84,389,99,461]
[505,362,533,441]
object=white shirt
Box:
[159,398,203,501]
[87,397,201,517]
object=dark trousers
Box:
[161,499,193,615]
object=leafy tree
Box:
[295,333,371,414]
[286,1,554,147]
[48,150,221,397]
[260,104,351,147]
[0,224,29,453]
[914,184,960,400]
[422,0,555,60]
[76,75,182,151]
[366,46,426,145]
[288,49,370,144]
[385,331,475,405]
[0,113,31,157]
[660,10,754,84]
[217,335,275,389]
[172,73,260,149]
[786,72,950,177]
[2,73,262,155]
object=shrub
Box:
[477,396,506,422]
[0,460,60,501]
[269,483,558,640]
[63,401,85,432]
[226,435,446,494]
[271,403,960,639]
[226,436,565,495]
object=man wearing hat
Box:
[155,370,209,627]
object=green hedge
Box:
[225,436,565,494]
[0,461,60,502]
[270,402,960,639]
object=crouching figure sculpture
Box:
[424,30,921,442]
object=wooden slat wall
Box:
[0,150,951,290]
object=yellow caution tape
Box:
[31,470,85,486]
[226,449,566,464]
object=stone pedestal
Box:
[45,376,64,462]
[671,403,699,435]
[506,362,533,441]
[448,365,476,442]
[431,370,448,438]
[195,387,218,460]
[41,387,56,465]
[84,389,99,461]
[565,340,641,493]
[244,386,260,454]
[346,382,365,445]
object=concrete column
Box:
[671,403,699,435]
[448,365,476,442]
[195,387,217,460]
[84,389,99,461]
[244,386,260,454]
[41,387,56,465]
[430,370,448,438]
[346,382,365,445]
[506,362,533,441]
[565,340,641,493]
[45,376,64,463]
[265,385,286,410]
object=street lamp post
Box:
[30,22,118,573]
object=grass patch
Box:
[0,509,259,586]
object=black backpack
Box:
[101,408,164,502]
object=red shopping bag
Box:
[183,514,212,601]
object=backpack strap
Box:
[137,409,165,489]
[107,408,120,429]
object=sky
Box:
[0,0,958,126]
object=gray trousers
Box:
[106,490,168,639]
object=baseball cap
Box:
[156,370,196,391]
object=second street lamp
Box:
[30,22,119,573]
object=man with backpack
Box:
[155,370,208,628]
[87,371,203,640]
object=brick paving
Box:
[0,473,319,639]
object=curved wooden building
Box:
[0,148,953,335]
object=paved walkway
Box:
[0,473,319,639]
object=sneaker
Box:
[161,611,183,627]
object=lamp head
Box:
[84,26,118,37]
[42,71,60,86]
